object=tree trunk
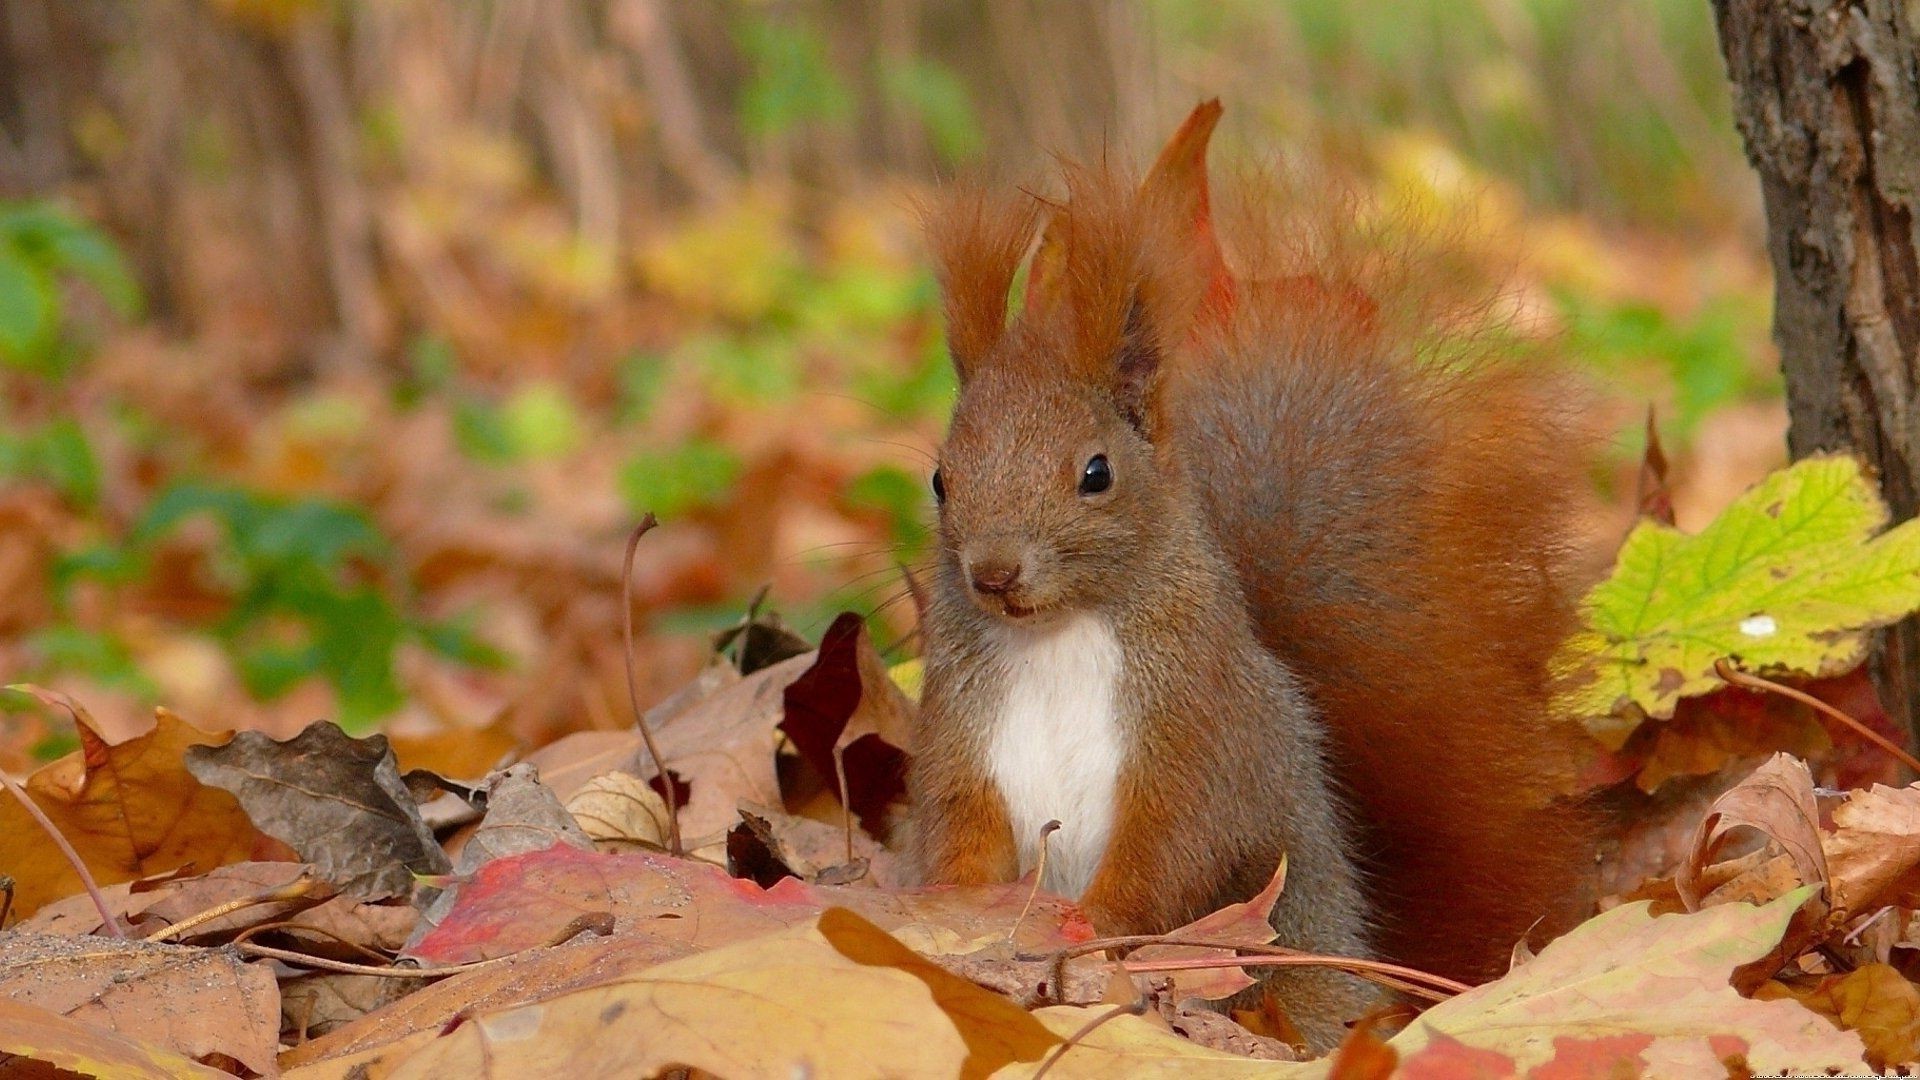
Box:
[1712,0,1920,754]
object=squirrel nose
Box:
[969,560,1022,596]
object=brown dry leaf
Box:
[447,763,592,872]
[1758,964,1920,1072]
[1677,753,1827,910]
[279,933,694,1068]
[1827,782,1920,917]
[1360,888,1865,1076]
[0,999,231,1080]
[563,770,670,848]
[0,691,267,917]
[290,909,1058,1080]
[184,721,451,900]
[726,801,901,887]
[1130,858,1285,1001]
[0,931,280,1075]
[280,973,411,1042]
[23,861,313,939]
[650,650,817,843]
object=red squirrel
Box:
[905,100,1597,1044]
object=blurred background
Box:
[0,0,1787,767]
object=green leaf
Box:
[0,247,54,361]
[1555,455,1920,747]
[619,440,742,519]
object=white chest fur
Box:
[984,613,1127,899]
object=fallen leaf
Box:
[184,722,451,900]
[0,692,267,917]
[278,933,694,1068]
[1130,858,1285,1001]
[1009,1004,1294,1078]
[1678,753,1827,911]
[644,650,816,844]
[1758,964,1920,1071]
[1826,781,1920,917]
[293,909,1059,1080]
[725,801,899,887]
[0,998,230,1079]
[563,770,670,849]
[1556,455,1920,746]
[446,763,591,873]
[403,844,1093,965]
[0,931,280,1075]
[779,612,913,839]
[1367,888,1866,1075]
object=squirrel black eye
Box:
[931,468,946,505]
[1079,454,1113,495]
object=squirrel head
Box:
[922,103,1225,624]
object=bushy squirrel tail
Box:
[1154,102,1601,981]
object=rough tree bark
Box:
[1712,0,1920,753]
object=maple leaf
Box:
[1362,888,1866,1076]
[1555,455,1920,748]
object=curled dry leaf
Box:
[0,930,281,1076]
[1678,753,1827,911]
[184,722,451,900]
[0,692,268,917]
[290,909,1059,1080]
[1372,888,1866,1076]
[0,999,231,1080]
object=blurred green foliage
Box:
[0,201,140,377]
[34,483,502,732]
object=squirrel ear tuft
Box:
[924,186,1037,382]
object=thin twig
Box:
[622,514,683,856]
[0,765,123,938]
[1009,820,1061,949]
[830,744,856,867]
[235,911,612,978]
[1715,658,1920,775]
[1042,933,1470,1003]
[232,920,394,965]
[236,942,490,979]
[142,876,323,943]
[1031,998,1147,1079]
[1121,955,1455,1003]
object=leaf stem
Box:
[1714,658,1920,775]
[622,514,684,857]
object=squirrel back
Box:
[908,100,1597,1003]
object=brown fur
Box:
[907,102,1597,1045]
